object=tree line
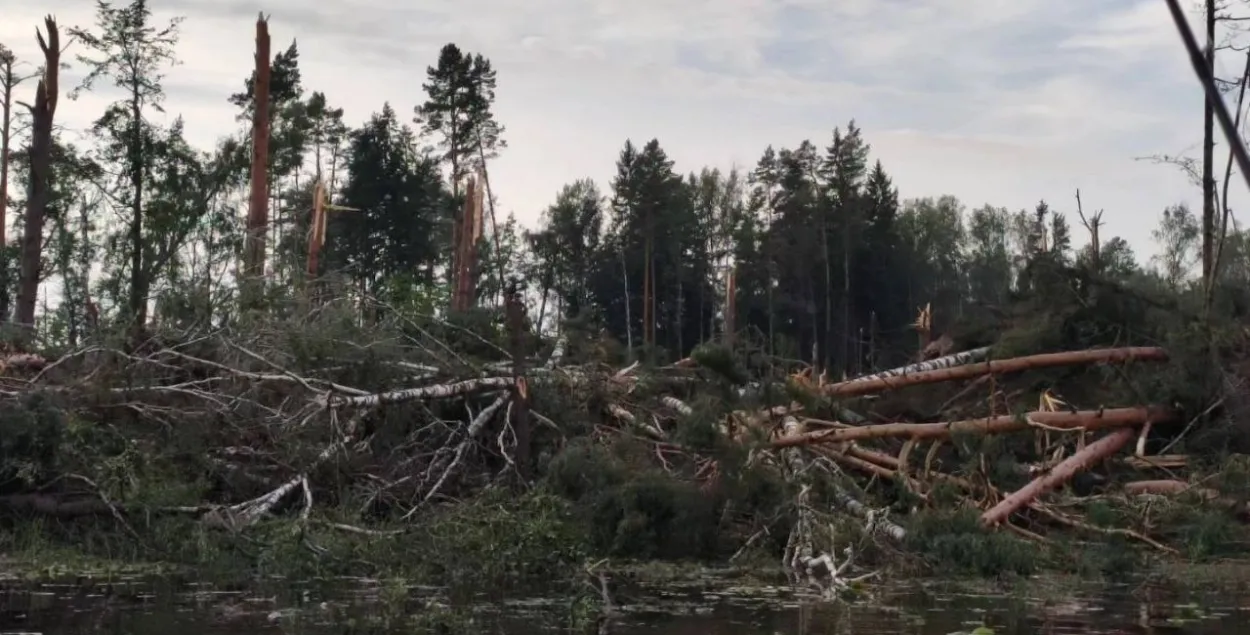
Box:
[0,0,1241,376]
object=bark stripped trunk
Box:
[823,346,1167,398]
[0,50,18,322]
[450,175,483,311]
[16,17,60,330]
[981,426,1136,526]
[306,179,326,278]
[243,13,271,307]
[305,178,329,306]
[771,406,1171,447]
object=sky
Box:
[2,0,1246,265]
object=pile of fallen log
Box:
[0,317,1225,595]
[721,344,1187,592]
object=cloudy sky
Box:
[2,0,1243,262]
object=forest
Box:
[1,0,1249,602]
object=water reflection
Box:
[0,575,1242,634]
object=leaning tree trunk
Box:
[1201,0,1216,286]
[15,17,60,330]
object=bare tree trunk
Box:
[16,17,60,330]
[621,247,632,357]
[982,427,1136,527]
[504,281,531,481]
[724,266,736,346]
[1202,0,1216,285]
[822,217,832,374]
[0,48,21,322]
[823,346,1168,398]
[450,176,482,311]
[773,407,1168,448]
[126,89,146,340]
[643,233,652,352]
[243,13,272,308]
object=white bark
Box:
[661,396,693,415]
[403,392,510,519]
[832,486,906,541]
[545,335,567,369]
[846,346,991,384]
[323,376,514,408]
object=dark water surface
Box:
[0,572,1245,634]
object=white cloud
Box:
[0,0,1236,265]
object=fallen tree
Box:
[822,347,1169,398]
[0,295,1236,595]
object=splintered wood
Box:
[450,174,485,312]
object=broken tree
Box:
[15,16,60,329]
[242,12,271,308]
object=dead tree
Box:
[15,17,60,329]
[243,13,271,307]
[450,175,483,312]
[504,277,532,480]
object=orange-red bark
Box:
[822,347,1168,398]
[770,406,1172,448]
[981,427,1136,526]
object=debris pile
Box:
[0,304,1233,596]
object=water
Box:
[0,572,1244,634]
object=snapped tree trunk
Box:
[450,175,482,311]
[243,13,271,308]
[16,17,60,329]
[504,281,532,481]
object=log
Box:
[1123,479,1210,497]
[1124,479,1181,495]
[981,427,1136,526]
[771,406,1172,448]
[846,346,990,384]
[822,347,1168,398]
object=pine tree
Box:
[326,104,450,299]
[69,0,182,333]
[414,43,504,196]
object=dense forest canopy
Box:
[0,0,1241,375]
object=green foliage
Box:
[0,394,67,490]
[905,508,1040,577]
[14,2,1250,594]
[414,489,589,587]
[545,440,717,560]
[691,342,748,385]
